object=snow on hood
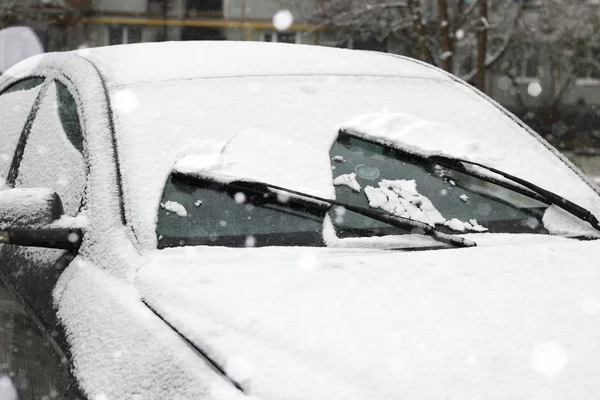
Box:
[136,241,600,399]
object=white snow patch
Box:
[364,179,445,226]
[333,173,361,192]
[341,113,499,165]
[444,218,488,233]
[332,155,345,162]
[459,194,469,202]
[444,218,466,232]
[542,204,600,237]
[163,201,187,217]
[467,219,488,232]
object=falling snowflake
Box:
[273,9,294,31]
[298,250,319,271]
[234,192,246,204]
[68,232,80,243]
[245,236,256,247]
[113,89,139,113]
[225,354,254,382]
[531,342,568,377]
[527,82,543,97]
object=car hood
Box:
[135,238,600,399]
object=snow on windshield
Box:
[362,178,486,233]
[333,173,361,192]
[110,77,600,248]
[161,200,188,217]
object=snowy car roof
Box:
[78,41,450,87]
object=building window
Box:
[261,31,299,44]
[108,25,143,46]
[186,0,222,17]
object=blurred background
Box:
[1,0,599,182]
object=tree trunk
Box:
[160,0,169,41]
[475,0,488,92]
[407,0,431,63]
[438,0,452,72]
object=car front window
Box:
[156,175,327,249]
[329,133,548,238]
[156,133,553,249]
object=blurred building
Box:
[58,0,335,48]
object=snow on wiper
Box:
[430,155,600,233]
[230,181,476,249]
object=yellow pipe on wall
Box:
[83,17,326,32]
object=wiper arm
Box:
[430,155,600,232]
[230,180,476,249]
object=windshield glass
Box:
[329,133,548,238]
[156,133,550,248]
[157,175,327,248]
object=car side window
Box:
[13,81,86,216]
[56,82,84,154]
[0,78,44,186]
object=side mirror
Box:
[0,188,82,250]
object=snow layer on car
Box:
[137,241,600,400]
[80,41,449,87]
[109,75,600,248]
[54,259,245,400]
[16,83,87,216]
[0,188,58,228]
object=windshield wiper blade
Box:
[430,155,600,232]
[230,180,476,249]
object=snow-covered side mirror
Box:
[0,188,64,228]
[0,188,81,250]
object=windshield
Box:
[156,133,550,249]
[330,133,548,238]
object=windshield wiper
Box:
[430,155,600,232]
[230,180,476,249]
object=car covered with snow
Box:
[0,41,600,399]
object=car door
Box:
[0,78,85,398]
